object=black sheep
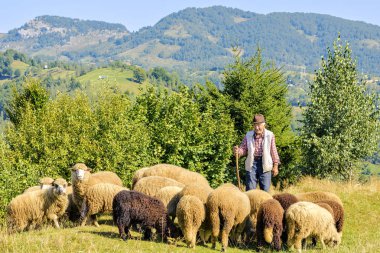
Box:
[112,190,179,241]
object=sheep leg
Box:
[124,225,131,237]
[319,236,326,249]
[256,220,266,249]
[211,235,217,250]
[90,214,100,227]
[234,222,245,244]
[311,236,317,247]
[200,229,211,245]
[118,225,130,241]
[293,235,303,253]
[210,208,220,250]
[48,214,60,228]
[79,200,89,226]
[185,228,195,248]
[272,226,282,251]
[53,218,60,229]
[143,228,153,240]
[221,218,234,252]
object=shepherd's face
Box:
[254,123,265,135]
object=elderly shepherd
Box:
[233,114,280,192]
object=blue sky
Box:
[1,0,379,33]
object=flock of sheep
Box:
[6,163,344,252]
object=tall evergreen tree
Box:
[223,48,300,187]
[300,37,379,180]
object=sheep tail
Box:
[264,227,274,243]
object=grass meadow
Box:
[0,177,379,253]
[77,67,148,95]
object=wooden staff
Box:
[235,147,242,190]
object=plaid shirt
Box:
[237,130,280,164]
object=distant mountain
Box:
[1,7,380,76]
[0,15,128,59]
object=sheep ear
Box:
[87,167,92,172]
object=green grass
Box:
[40,67,76,79]
[10,61,29,74]
[1,177,379,252]
[77,67,148,95]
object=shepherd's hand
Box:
[272,164,279,177]
[233,145,239,157]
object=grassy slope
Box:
[77,67,148,95]
[10,61,29,74]
[1,177,379,252]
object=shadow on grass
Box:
[85,230,120,239]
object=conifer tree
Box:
[223,48,300,187]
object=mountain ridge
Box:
[1,6,380,76]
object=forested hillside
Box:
[1,6,380,79]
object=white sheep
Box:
[154,186,182,220]
[23,177,54,193]
[177,184,214,244]
[176,195,205,248]
[7,178,69,233]
[132,163,209,188]
[79,183,128,227]
[70,163,123,209]
[133,176,184,197]
[286,201,341,252]
[207,183,250,252]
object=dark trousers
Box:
[245,157,271,192]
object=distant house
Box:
[98,75,108,79]
[44,65,48,69]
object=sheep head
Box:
[52,178,68,195]
[324,230,341,248]
[39,177,54,189]
[71,163,91,181]
[166,216,182,238]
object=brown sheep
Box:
[244,189,273,242]
[272,193,298,212]
[272,192,299,244]
[315,200,344,234]
[295,191,343,206]
[256,199,284,251]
